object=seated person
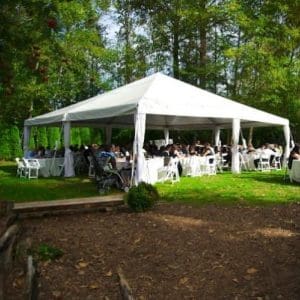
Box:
[288,143,300,169]
[44,146,52,158]
[99,144,117,169]
[169,144,183,176]
[201,142,215,156]
[247,143,256,154]
[189,145,197,156]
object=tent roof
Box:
[25,72,289,129]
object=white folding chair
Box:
[272,155,282,170]
[257,153,271,171]
[15,157,27,177]
[204,155,216,175]
[157,157,180,183]
[23,158,40,179]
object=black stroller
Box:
[90,150,130,194]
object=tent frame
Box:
[23,73,291,181]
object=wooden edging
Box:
[13,194,125,218]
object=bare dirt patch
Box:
[6,202,300,299]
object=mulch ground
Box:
[5,202,300,300]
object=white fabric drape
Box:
[105,126,112,145]
[23,126,31,157]
[231,118,240,173]
[63,121,75,177]
[214,127,221,147]
[283,125,291,167]
[133,111,146,184]
[164,128,169,145]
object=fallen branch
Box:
[117,267,134,300]
[0,224,19,252]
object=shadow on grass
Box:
[0,164,16,176]
[157,171,299,206]
[242,171,297,186]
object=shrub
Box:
[37,244,64,261]
[125,182,160,212]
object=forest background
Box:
[0,0,299,160]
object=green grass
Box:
[0,161,98,202]
[156,171,300,205]
[0,161,299,205]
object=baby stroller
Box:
[90,151,130,194]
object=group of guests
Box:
[25,145,64,159]
[25,140,300,173]
[145,141,216,159]
[288,143,300,169]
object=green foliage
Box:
[36,127,48,148]
[0,126,11,159]
[79,127,91,145]
[47,127,61,149]
[112,128,134,145]
[37,243,64,261]
[71,128,81,146]
[125,182,160,212]
[9,126,23,158]
[90,128,103,145]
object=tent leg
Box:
[231,118,240,174]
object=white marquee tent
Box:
[24,72,291,181]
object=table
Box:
[180,156,206,176]
[142,157,164,184]
[37,157,65,177]
[290,160,300,183]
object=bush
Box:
[37,243,64,261]
[125,182,160,212]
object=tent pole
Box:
[23,126,31,157]
[63,121,75,177]
[133,111,146,185]
[105,126,112,145]
[283,124,291,167]
[231,118,240,174]
[164,128,169,145]
[214,127,221,148]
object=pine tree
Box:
[0,126,11,159]
[36,127,48,148]
[9,126,23,158]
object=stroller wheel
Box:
[99,188,106,195]
[99,185,110,195]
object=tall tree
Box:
[0,0,113,127]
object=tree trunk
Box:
[248,127,253,146]
[172,18,180,79]
[232,29,241,98]
[198,0,207,89]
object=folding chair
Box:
[157,157,180,183]
[23,158,40,179]
[15,157,27,177]
[257,153,271,171]
[272,155,282,170]
[203,155,216,175]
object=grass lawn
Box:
[0,161,299,204]
[0,161,99,202]
[156,171,300,205]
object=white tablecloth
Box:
[142,157,164,184]
[38,158,65,177]
[290,160,300,183]
[180,156,206,176]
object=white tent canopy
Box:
[24,72,290,179]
